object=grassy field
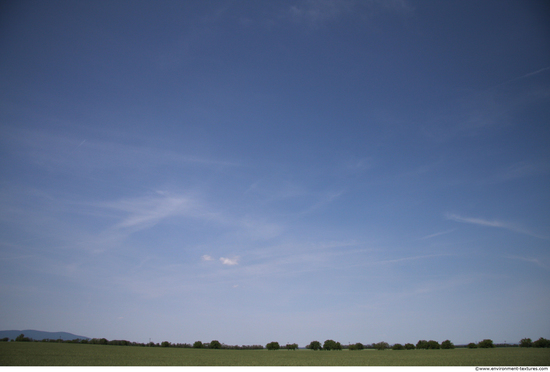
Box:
[1,343,549,366]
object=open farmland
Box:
[1,343,549,366]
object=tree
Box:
[467,343,478,349]
[416,340,429,349]
[533,337,550,348]
[351,342,364,350]
[307,341,322,350]
[323,339,341,350]
[404,343,415,350]
[266,341,280,350]
[427,340,440,349]
[478,339,494,348]
[441,340,454,349]
[161,341,171,347]
[285,343,298,350]
[210,340,222,349]
[15,334,31,342]
[193,341,203,348]
[373,341,390,350]
[520,338,532,347]
[392,343,405,350]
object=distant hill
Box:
[0,330,89,341]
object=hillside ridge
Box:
[0,329,89,341]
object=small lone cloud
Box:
[202,255,213,261]
[220,257,239,266]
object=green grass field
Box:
[0,343,549,366]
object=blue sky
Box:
[1,0,549,347]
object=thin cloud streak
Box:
[369,254,452,266]
[1,127,240,172]
[286,0,412,26]
[421,229,456,240]
[445,213,549,240]
[491,66,550,89]
[506,255,549,271]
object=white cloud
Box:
[220,257,239,266]
[202,255,213,261]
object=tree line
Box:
[303,338,550,350]
[3,334,549,350]
[2,334,263,349]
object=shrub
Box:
[404,343,415,350]
[441,340,454,349]
[392,343,405,350]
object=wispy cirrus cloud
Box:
[420,229,456,240]
[506,255,549,271]
[489,161,550,183]
[107,194,194,231]
[287,0,412,27]
[445,213,549,240]
[1,127,240,173]
[289,0,355,25]
[492,66,550,89]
